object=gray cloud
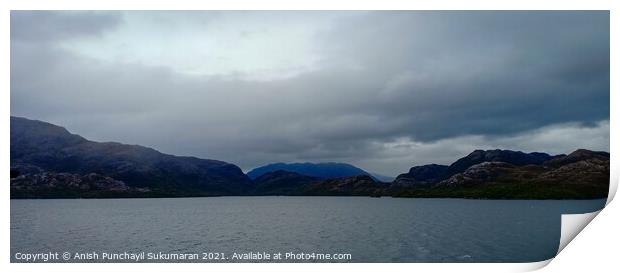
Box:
[11,11,122,43]
[10,11,609,176]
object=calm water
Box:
[10,197,606,262]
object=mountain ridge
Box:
[10,116,610,199]
[247,162,387,181]
[11,116,251,197]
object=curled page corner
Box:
[522,209,605,271]
[607,168,618,205]
[516,258,553,272]
[557,209,603,255]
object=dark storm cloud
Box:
[312,11,609,141]
[10,11,122,43]
[10,11,610,175]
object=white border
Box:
[1,1,618,273]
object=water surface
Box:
[10,197,606,262]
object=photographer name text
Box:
[14,251,352,262]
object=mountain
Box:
[300,175,389,196]
[397,149,610,199]
[392,149,560,187]
[444,149,558,177]
[392,164,448,187]
[250,170,390,196]
[247,162,376,180]
[537,150,610,186]
[543,149,610,167]
[10,116,251,197]
[252,170,321,195]
[10,116,609,199]
[298,148,609,198]
[438,161,533,187]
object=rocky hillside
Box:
[11,170,151,198]
[444,149,559,177]
[10,117,609,199]
[300,175,390,196]
[298,147,609,198]
[393,149,562,186]
[394,149,610,199]
[11,116,251,197]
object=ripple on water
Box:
[10,197,606,262]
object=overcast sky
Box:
[10,11,609,176]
